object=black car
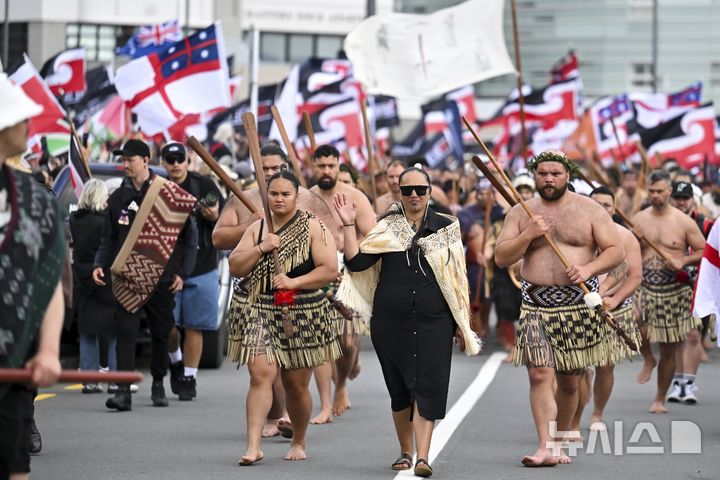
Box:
[54,162,231,368]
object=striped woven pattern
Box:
[112,181,195,313]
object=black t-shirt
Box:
[180,172,225,277]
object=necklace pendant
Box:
[411,223,417,232]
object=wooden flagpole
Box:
[270,105,307,188]
[302,112,317,152]
[510,0,528,163]
[360,100,378,205]
[0,369,143,384]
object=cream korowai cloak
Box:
[336,204,481,355]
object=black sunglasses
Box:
[164,155,187,165]
[400,185,430,197]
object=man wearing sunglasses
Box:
[93,139,198,411]
[162,142,225,402]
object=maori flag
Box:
[637,103,717,169]
[110,177,196,313]
[63,65,117,127]
[206,83,279,140]
[40,48,87,96]
[550,50,579,83]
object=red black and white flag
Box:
[550,50,579,83]
[68,133,90,198]
[638,103,717,169]
[40,48,87,96]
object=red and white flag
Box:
[10,54,71,152]
[114,23,230,136]
[40,48,87,96]
[693,220,720,344]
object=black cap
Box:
[671,181,694,199]
[161,142,186,160]
[113,139,150,158]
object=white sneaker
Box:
[667,381,685,403]
[683,382,698,404]
[107,383,139,394]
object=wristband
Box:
[343,223,355,227]
[257,245,264,254]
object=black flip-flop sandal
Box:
[391,452,413,471]
[414,458,433,477]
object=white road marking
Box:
[393,351,506,478]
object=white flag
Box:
[344,0,515,98]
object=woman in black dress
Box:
[334,166,480,478]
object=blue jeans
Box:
[79,334,117,371]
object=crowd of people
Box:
[2,69,719,479]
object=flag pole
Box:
[248,25,260,119]
[302,112,317,152]
[361,99,378,206]
[510,0,528,163]
[609,116,628,162]
[270,105,307,188]
[66,112,92,178]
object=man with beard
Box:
[495,150,623,466]
[310,144,376,418]
[374,160,405,214]
[631,170,705,413]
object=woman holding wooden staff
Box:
[228,167,342,464]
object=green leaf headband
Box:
[527,150,580,176]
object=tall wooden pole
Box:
[270,105,307,188]
[361,100,378,205]
[510,0,528,163]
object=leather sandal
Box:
[391,452,413,471]
[414,458,433,477]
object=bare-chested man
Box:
[615,169,648,218]
[310,144,376,420]
[495,150,623,467]
[571,186,643,434]
[213,144,340,437]
[374,160,405,215]
[631,170,704,413]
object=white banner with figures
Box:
[344,0,515,99]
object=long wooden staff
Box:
[636,141,649,189]
[187,136,258,214]
[303,112,317,152]
[360,101,378,205]
[609,116,627,163]
[574,169,670,262]
[270,105,307,188]
[0,369,143,384]
[242,112,293,338]
[463,117,638,351]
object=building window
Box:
[0,22,29,68]
[630,62,654,88]
[288,34,313,63]
[711,63,720,88]
[258,32,344,63]
[65,23,125,62]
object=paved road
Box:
[30,342,719,480]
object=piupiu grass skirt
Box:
[639,283,701,343]
[513,279,614,372]
[227,283,342,369]
[605,297,643,366]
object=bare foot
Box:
[636,359,657,384]
[262,420,280,437]
[589,416,606,432]
[558,454,572,464]
[565,430,583,444]
[521,449,559,467]
[310,409,333,425]
[349,359,362,380]
[650,401,668,414]
[332,387,351,417]
[285,443,307,461]
[239,450,264,466]
[700,349,709,363]
[277,418,294,438]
